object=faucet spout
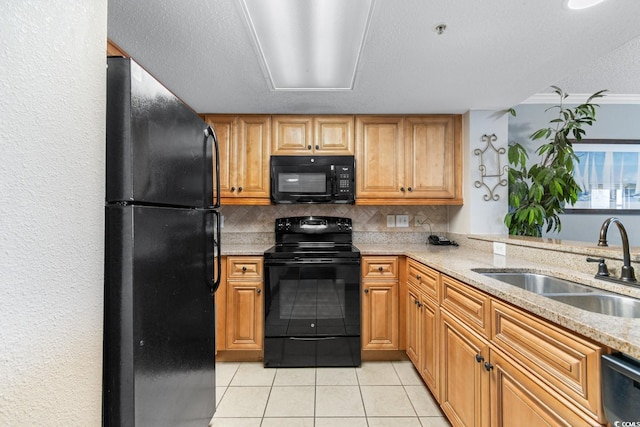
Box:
[598,217,636,283]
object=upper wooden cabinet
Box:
[204,115,271,205]
[355,116,405,200]
[272,115,354,155]
[355,115,462,205]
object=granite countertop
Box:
[220,241,640,358]
[221,243,272,256]
[358,243,640,359]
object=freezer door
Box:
[106,57,217,208]
[103,205,217,427]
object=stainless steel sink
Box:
[473,270,596,294]
[473,269,640,318]
[546,294,640,318]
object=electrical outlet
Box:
[414,215,427,227]
[396,215,409,228]
[387,215,396,227]
[493,242,506,256]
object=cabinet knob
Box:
[408,187,413,192]
[231,186,236,192]
[417,302,422,308]
[416,275,422,281]
[364,288,369,294]
[378,266,383,272]
[400,187,405,192]
[484,362,494,371]
[238,186,243,192]
[242,266,247,272]
[475,354,484,363]
[307,145,312,150]
[315,145,319,150]
[414,299,419,305]
[256,288,261,294]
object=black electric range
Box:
[263,216,361,368]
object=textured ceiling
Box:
[107,0,640,114]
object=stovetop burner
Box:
[264,216,359,259]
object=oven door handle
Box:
[265,258,360,266]
[290,337,337,341]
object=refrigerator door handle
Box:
[206,209,222,295]
[204,126,221,209]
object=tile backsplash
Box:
[220,205,449,234]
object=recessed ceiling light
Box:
[241,0,375,91]
[565,0,607,10]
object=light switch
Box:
[387,215,396,227]
[396,215,409,227]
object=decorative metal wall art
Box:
[474,134,508,201]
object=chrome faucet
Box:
[597,217,637,283]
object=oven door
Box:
[263,257,361,367]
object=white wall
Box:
[0,1,107,425]
[450,110,509,235]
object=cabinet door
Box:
[314,115,354,154]
[204,115,236,197]
[362,281,398,350]
[491,300,605,423]
[226,279,263,350]
[271,116,313,155]
[406,284,421,366]
[405,115,461,200]
[355,116,405,200]
[236,116,271,198]
[489,349,601,427]
[420,296,439,400]
[440,310,490,427]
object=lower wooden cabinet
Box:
[489,349,601,427]
[491,300,606,423]
[362,280,398,350]
[361,256,399,350]
[217,256,264,351]
[403,259,608,427]
[407,282,440,399]
[439,309,490,427]
[439,307,602,427]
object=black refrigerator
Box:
[103,57,221,426]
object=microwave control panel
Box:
[335,165,354,194]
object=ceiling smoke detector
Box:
[434,23,447,35]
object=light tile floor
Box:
[210,361,451,427]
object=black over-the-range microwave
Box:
[270,155,355,204]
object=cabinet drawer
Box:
[362,256,399,279]
[441,274,490,338]
[407,259,439,302]
[227,257,263,279]
[491,300,606,423]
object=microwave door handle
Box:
[330,166,337,195]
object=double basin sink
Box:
[472,269,640,318]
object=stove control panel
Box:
[274,216,352,234]
[275,218,292,232]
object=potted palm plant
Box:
[505,86,607,237]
